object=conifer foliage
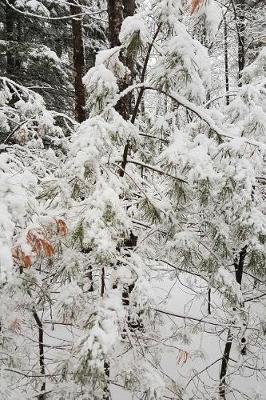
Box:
[0,1,265,399]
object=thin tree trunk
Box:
[219,246,247,397]
[233,0,246,84]
[234,245,247,286]
[223,15,230,105]
[207,288,211,314]
[5,0,16,77]
[237,11,245,82]
[107,0,142,337]
[101,6,128,396]
[100,267,110,400]
[70,1,86,123]
[219,329,233,399]
[3,0,21,135]
[122,0,136,116]
[103,360,110,400]
[33,310,46,400]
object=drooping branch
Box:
[116,158,187,183]
[154,308,260,332]
[108,83,265,148]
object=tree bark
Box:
[5,0,16,77]
[223,15,230,105]
[234,0,246,84]
[107,0,136,121]
[4,1,21,112]
[219,246,247,398]
[70,1,86,123]
[234,245,247,286]
[122,0,136,116]
[219,329,233,399]
[123,0,136,18]
[33,310,46,400]
[107,0,124,48]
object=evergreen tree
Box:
[0,1,265,400]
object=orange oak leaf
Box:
[27,229,55,257]
[56,219,68,236]
[12,246,33,269]
[191,0,206,14]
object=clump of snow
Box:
[172,230,198,250]
[119,16,150,47]
[194,0,222,40]
[151,0,182,27]
[211,267,243,304]
[15,0,50,16]
[83,65,118,114]
[205,0,222,38]
[96,47,128,80]
[241,47,266,85]
[0,155,37,282]
[151,22,211,103]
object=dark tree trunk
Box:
[33,310,46,400]
[107,0,136,121]
[234,245,247,286]
[234,0,246,84]
[103,360,110,400]
[219,246,247,397]
[219,329,233,399]
[122,0,136,116]
[237,16,245,82]
[70,1,86,123]
[5,1,21,110]
[5,0,16,76]
[107,5,140,335]
[123,0,136,18]
[223,15,230,105]
[207,288,211,314]
[107,0,124,48]
[107,0,129,120]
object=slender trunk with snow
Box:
[219,1,248,373]
[219,247,247,397]
[219,329,233,399]
[107,0,136,121]
[223,15,230,105]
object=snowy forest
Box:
[0,0,266,399]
